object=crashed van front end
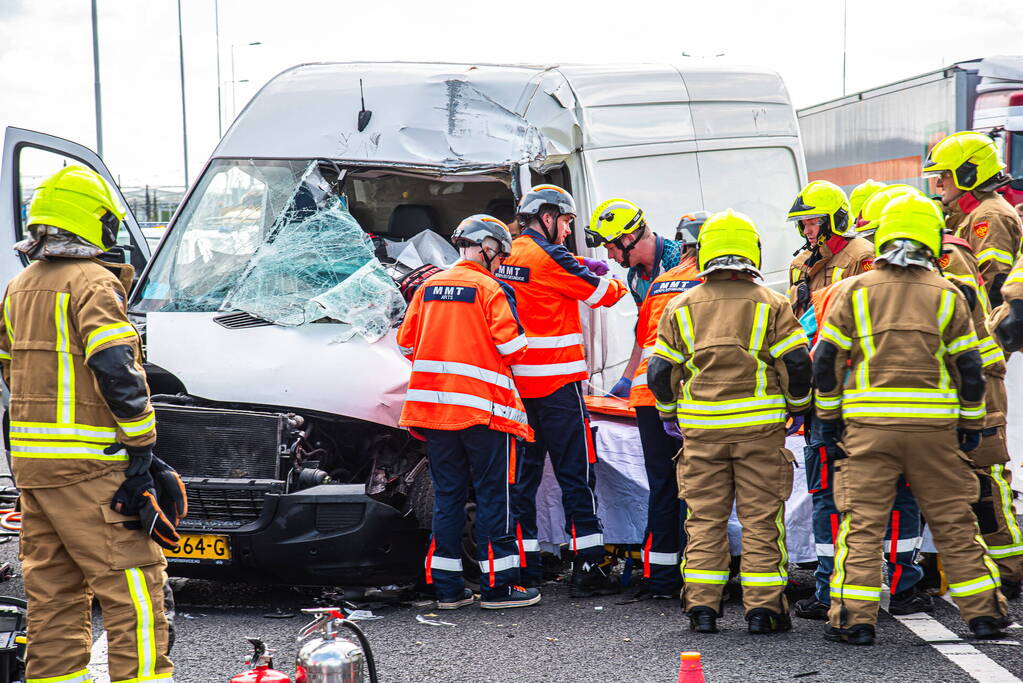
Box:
[127,62,579,585]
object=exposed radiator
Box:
[153,404,285,480]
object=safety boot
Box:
[888,587,934,615]
[437,588,475,610]
[1000,579,1021,601]
[688,606,719,633]
[793,597,830,620]
[969,616,1009,639]
[570,558,620,598]
[824,624,875,646]
[746,608,793,634]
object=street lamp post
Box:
[177,0,189,188]
[90,0,103,157]
[214,0,223,137]
[230,41,262,121]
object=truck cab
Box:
[2,61,806,585]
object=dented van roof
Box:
[215,61,799,172]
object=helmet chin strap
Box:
[612,225,645,268]
[540,213,558,243]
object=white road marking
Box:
[89,631,111,683]
[885,595,1021,683]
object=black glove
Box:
[957,428,982,453]
[996,299,1023,353]
[105,443,154,478]
[110,458,185,551]
[150,457,187,527]
[111,472,157,517]
[794,280,811,312]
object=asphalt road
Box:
[0,537,1021,682]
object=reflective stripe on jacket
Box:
[653,274,810,442]
[0,258,155,489]
[629,257,701,408]
[397,260,533,440]
[816,264,984,430]
[496,229,627,398]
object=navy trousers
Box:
[512,382,605,581]
[635,406,687,593]
[423,426,520,600]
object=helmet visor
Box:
[786,212,827,222]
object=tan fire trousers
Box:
[20,470,173,682]
[970,427,1023,583]
[678,430,794,615]
[829,426,1008,628]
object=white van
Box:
[1,62,806,585]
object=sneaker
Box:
[480,585,541,610]
[969,616,1009,639]
[436,588,475,610]
[793,597,830,620]
[570,559,621,598]
[888,587,934,615]
[824,624,875,646]
[747,608,793,634]
[1001,579,1021,601]
[688,606,719,633]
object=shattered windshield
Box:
[134,158,516,340]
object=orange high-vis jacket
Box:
[629,256,701,408]
[397,260,533,441]
[496,229,628,398]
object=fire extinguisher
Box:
[230,638,291,683]
[295,608,379,683]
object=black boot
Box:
[824,624,875,646]
[969,616,1009,639]
[570,558,620,598]
[747,608,793,634]
[688,606,719,633]
[793,597,829,620]
[1000,579,1021,601]
[888,587,934,615]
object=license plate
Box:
[164,533,231,563]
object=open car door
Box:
[0,127,152,292]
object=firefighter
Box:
[994,254,1023,352]
[848,179,886,224]
[787,180,875,317]
[587,204,705,598]
[648,209,812,634]
[499,185,628,596]
[939,228,1022,600]
[0,167,174,680]
[815,192,1009,645]
[925,131,1023,307]
[398,214,541,610]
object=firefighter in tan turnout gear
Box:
[648,209,812,635]
[814,192,1009,645]
[0,167,176,681]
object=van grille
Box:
[180,478,282,528]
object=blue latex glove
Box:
[606,376,632,398]
[786,414,804,436]
[799,305,818,339]
[582,257,610,276]
[663,420,684,441]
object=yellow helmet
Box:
[849,179,886,220]
[585,198,645,248]
[922,131,1005,191]
[26,165,126,251]
[854,184,922,236]
[787,180,851,241]
[697,209,761,271]
[874,193,944,259]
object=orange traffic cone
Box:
[678,651,706,683]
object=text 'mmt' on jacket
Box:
[496,228,627,399]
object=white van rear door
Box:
[0,127,151,290]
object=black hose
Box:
[340,619,378,683]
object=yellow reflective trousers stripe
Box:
[125,568,158,680]
[54,293,75,425]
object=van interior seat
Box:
[388,204,438,240]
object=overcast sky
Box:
[2,0,1022,190]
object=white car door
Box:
[0,127,151,291]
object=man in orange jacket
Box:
[398,215,540,610]
[498,185,628,596]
